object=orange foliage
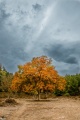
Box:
[11,56,66,94]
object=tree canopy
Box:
[11,56,66,99]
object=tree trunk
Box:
[45,92,48,99]
[38,90,40,100]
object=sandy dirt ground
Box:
[0,97,80,120]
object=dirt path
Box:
[0,97,80,120]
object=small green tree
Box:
[0,65,13,92]
[65,74,80,95]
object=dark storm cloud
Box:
[44,43,79,64]
[0,8,9,22]
[65,57,77,64]
[32,3,42,11]
[0,0,80,75]
[0,2,10,27]
[0,0,45,72]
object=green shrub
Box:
[65,74,80,96]
[54,89,65,96]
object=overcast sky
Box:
[0,0,80,75]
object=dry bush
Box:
[5,98,17,104]
[0,98,18,107]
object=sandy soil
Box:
[0,97,80,120]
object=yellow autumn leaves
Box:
[11,56,66,94]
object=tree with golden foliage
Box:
[11,56,66,100]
